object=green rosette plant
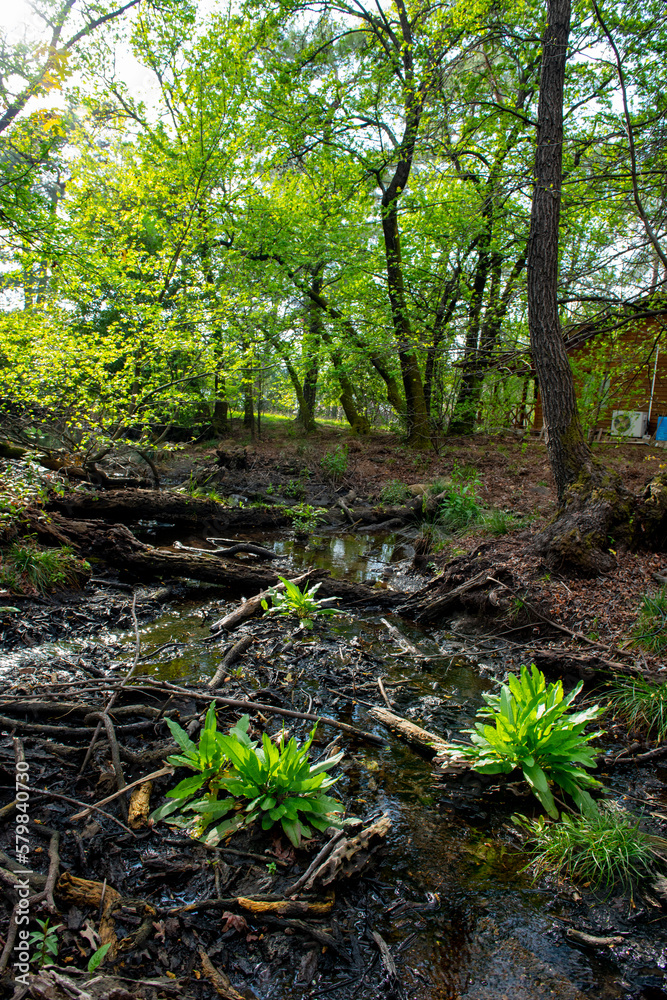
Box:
[457,664,604,819]
[151,705,344,848]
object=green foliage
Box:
[0,543,89,595]
[320,445,348,481]
[379,480,412,504]
[457,664,605,819]
[631,588,667,653]
[87,943,111,973]
[482,509,517,536]
[290,504,325,535]
[451,461,480,484]
[607,675,667,741]
[433,481,480,532]
[151,707,344,848]
[261,575,342,629]
[516,807,665,893]
[29,919,61,968]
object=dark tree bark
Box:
[527,0,595,498]
[525,0,658,574]
[298,269,322,433]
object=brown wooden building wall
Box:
[533,318,667,435]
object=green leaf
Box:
[87,943,111,973]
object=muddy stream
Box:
[3,530,667,999]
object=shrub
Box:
[455,664,605,818]
[261,575,342,629]
[607,675,667,741]
[151,708,344,847]
[631,588,667,653]
[379,480,412,504]
[320,445,348,481]
[517,807,666,892]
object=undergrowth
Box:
[151,708,345,847]
[517,807,666,893]
[454,664,604,818]
[631,588,667,653]
[379,480,412,504]
[0,543,90,595]
[607,675,667,741]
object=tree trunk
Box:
[381,202,431,448]
[527,0,595,498]
[298,270,322,433]
[526,0,646,574]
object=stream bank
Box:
[2,528,667,1000]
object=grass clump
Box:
[517,807,665,893]
[0,543,90,595]
[454,664,604,818]
[631,588,667,653]
[607,674,667,741]
[379,480,412,504]
[483,509,516,536]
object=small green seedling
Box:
[29,918,61,968]
[261,576,344,630]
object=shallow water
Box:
[4,530,667,998]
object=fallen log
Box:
[47,488,293,529]
[368,706,450,757]
[399,569,493,622]
[30,511,400,608]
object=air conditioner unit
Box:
[611,410,648,437]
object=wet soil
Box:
[2,527,667,1000]
[2,430,667,997]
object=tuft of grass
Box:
[379,480,412,504]
[607,675,667,741]
[517,806,666,893]
[483,509,516,536]
[0,543,89,595]
[631,588,667,653]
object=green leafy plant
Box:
[151,707,345,848]
[516,806,666,892]
[456,664,605,818]
[261,576,342,629]
[291,504,324,535]
[0,543,90,595]
[451,460,480,484]
[320,445,348,481]
[87,942,111,973]
[283,479,306,499]
[266,861,277,875]
[379,480,412,504]
[631,588,667,653]
[607,674,667,741]
[29,918,61,968]
[433,481,480,532]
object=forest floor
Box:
[1,426,667,1000]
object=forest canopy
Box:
[1,0,666,455]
